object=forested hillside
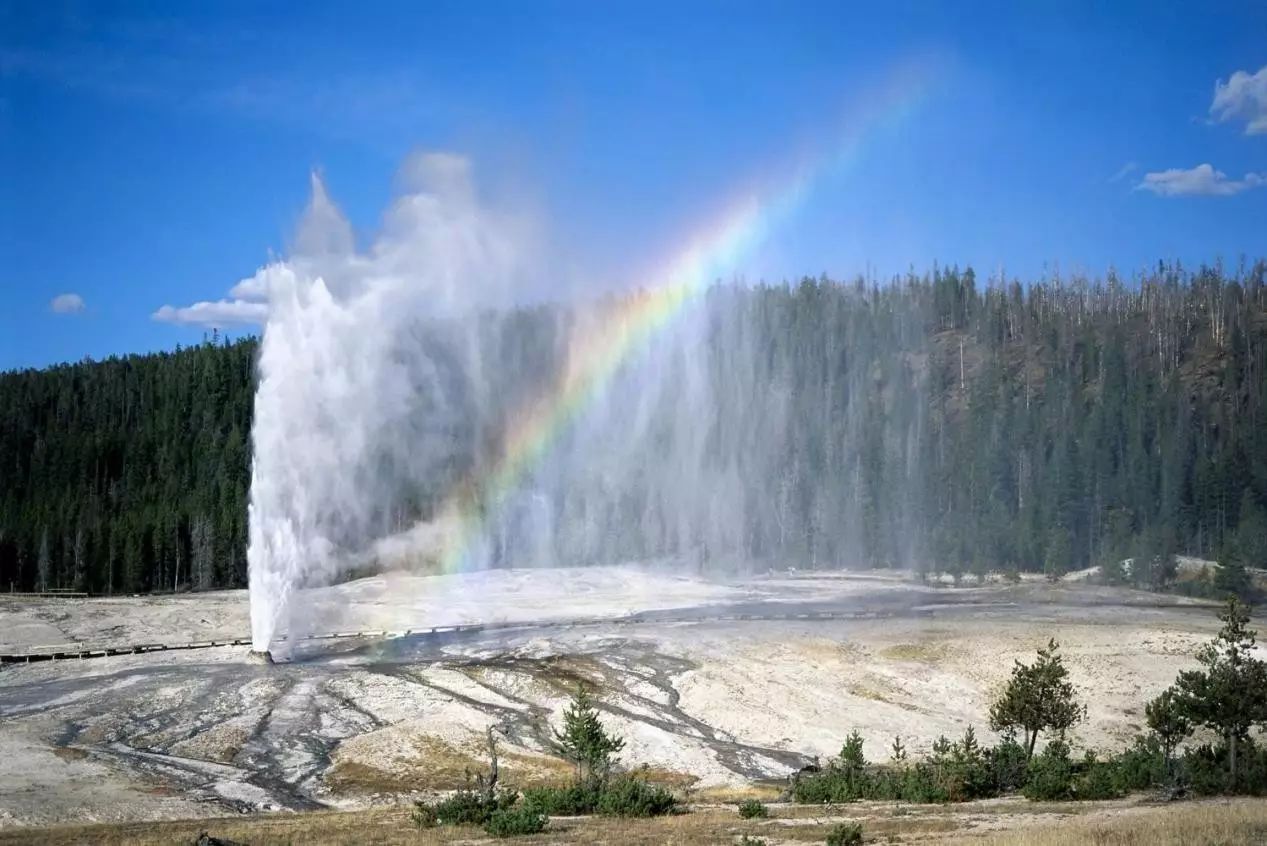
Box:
[0,339,255,593]
[2,262,1265,594]
[912,264,1267,585]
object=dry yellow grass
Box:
[326,735,574,794]
[6,797,1267,846]
[947,798,1267,845]
[689,782,784,803]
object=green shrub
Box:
[793,727,1021,805]
[595,776,678,817]
[1073,752,1124,800]
[418,788,518,827]
[1111,735,1167,792]
[1180,739,1267,796]
[522,781,601,815]
[987,733,1030,793]
[895,762,946,803]
[929,726,993,801]
[1182,743,1230,795]
[1023,741,1074,801]
[738,798,768,819]
[792,766,870,803]
[483,806,547,837]
[791,734,874,804]
[1242,741,1267,795]
[738,837,768,846]
[825,821,864,846]
[523,777,677,817]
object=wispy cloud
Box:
[1211,64,1267,135]
[1109,161,1138,183]
[49,292,85,313]
[1136,163,1265,197]
[152,299,268,327]
[205,71,435,131]
[1,38,438,143]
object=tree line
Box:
[1,260,1265,593]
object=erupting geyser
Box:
[246,153,525,651]
[245,77,932,651]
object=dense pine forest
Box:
[0,338,255,593]
[2,262,1265,594]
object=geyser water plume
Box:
[247,153,525,650]
[247,67,934,651]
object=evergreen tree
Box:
[1043,529,1072,582]
[1170,598,1267,786]
[1144,687,1191,776]
[989,639,1086,759]
[553,685,625,784]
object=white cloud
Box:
[50,293,86,314]
[152,299,269,327]
[1211,64,1267,135]
[227,269,271,301]
[1136,163,1266,197]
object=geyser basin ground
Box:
[0,566,1223,828]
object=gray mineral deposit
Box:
[0,567,1220,826]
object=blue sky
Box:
[2,1,1265,370]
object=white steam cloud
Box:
[247,153,526,649]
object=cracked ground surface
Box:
[0,568,1227,827]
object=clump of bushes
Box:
[595,775,678,817]
[738,798,768,819]
[825,821,864,846]
[1021,740,1074,801]
[524,775,677,818]
[415,684,677,835]
[534,684,678,817]
[412,725,539,837]
[1109,734,1167,792]
[1072,751,1125,800]
[483,805,547,837]
[521,780,601,816]
[413,786,518,829]
[793,726,1005,804]
[793,725,1142,806]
